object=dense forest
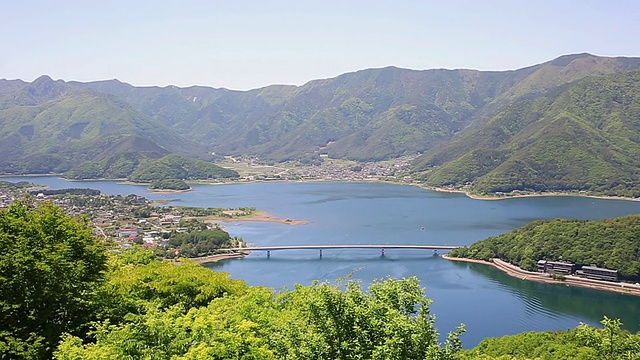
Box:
[449,214,640,280]
[166,227,242,258]
[415,70,640,197]
[2,201,639,359]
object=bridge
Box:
[223,244,460,258]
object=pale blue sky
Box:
[1,0,638,90]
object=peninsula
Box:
[446,215,640,296]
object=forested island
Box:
[1,201,639,359]
[449,215,640,281]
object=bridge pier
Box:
[267,250,270,258]
[319,249,322,258]
[381,248,385,256]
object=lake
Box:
[4,176,640,347]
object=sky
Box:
[1,0,639,90]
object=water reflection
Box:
[455,261,640,332]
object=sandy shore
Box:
[206,210,308,225]
[444,255,640,296]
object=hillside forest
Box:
[449,214,640,280]
[2,53,640,196]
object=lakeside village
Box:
[0,182,249,259]
[223,154,420,183]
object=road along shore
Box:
[443,255,640,296]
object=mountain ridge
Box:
[2,53,640,195]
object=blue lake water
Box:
[5,176,640,347]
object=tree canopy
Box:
[0,201,107,359]
[449,214,640,279]
[2,201,638,359]
[457,317,640,360]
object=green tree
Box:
[55,263,463,359]
[457,316,640,360]
[0,201,108,359]
[277,276,464,359]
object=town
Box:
[219,154,419,183]
[0,181,250,258]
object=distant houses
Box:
[537,260,575,275]
[537,260,619,281]
[577,265,619,282]
[117,228,143,238]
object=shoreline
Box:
[3,173,640,202]
[205,210,309,225]
[184,252,249,264]
[443,255,640,297]
[146,188,193,194]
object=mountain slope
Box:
[2,53,640,195]
[415,70,640,196]
[66,53,640,165]
[127,154,239,182]
[449,214,640,279]
[0,76,204,174]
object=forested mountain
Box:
[127,154,239,182]
[0,75,204,174]
[414,70,640,196]
[2,53,640,194]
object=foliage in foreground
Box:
[56,260,464,359]
[0,201,107,359]
[457,317,640,360]
[0,201,463,359]
[2,201,639,359]
[449,214,640,279]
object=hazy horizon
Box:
[3,51,636,92]
[3,1,639,90]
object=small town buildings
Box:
[117,228,143,238]
[536,260,576,275]
[576,265,619,282]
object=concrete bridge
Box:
[223,244,460,258]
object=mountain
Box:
[0,75,205,174]
[2,53,640,194]
[414,69,640,197]
[66,53,640,165]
